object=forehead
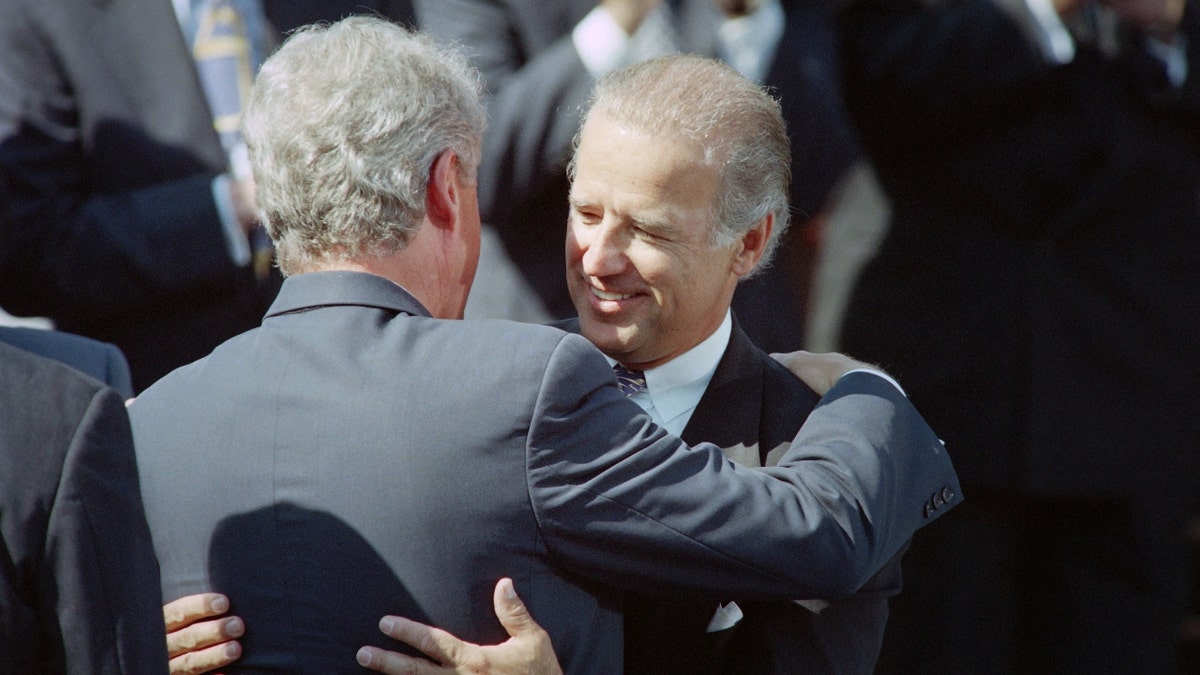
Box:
[572,112,719,211]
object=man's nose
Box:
[580,222,629,276]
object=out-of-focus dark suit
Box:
[0,0,414,392]
[0,326,133,399]
[835,0,1200,671]
[129,270,959,674]
[0,342,167,674]
[559,317,903,674]
[415,0,859,351]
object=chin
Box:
[583,323,638,355]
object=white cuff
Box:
[573,7,633,76]
[1023,0,1076,63]
[1147,33,1188,88]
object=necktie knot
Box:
[613,363,647,397]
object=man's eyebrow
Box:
[630,212,676,235]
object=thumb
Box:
[492,578,539,638]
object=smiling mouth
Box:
[591,287,635,301]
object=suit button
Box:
[941,486,955,502]
[923,501,934,518]
[932,491,945,508]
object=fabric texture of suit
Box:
[414,0,860,351]
[0,326,133,399]
[560,317,903,673]
[129,270,958,674]
[0,0,414,392]
[834,0,1200,670]
[0,342,167,674]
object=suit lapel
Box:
[681,319,766,467]
[557,316,797,470]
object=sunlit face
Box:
[566,111,766,369]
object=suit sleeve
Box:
[46,387,169,674]
[0,2,241,326]
[416,0,594,227]
[526,333,960,601]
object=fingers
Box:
[770,350,836,394]
[163,593,230,631]
[770,350,880,395]
[169,640,242,675]
[166,615,244,659]
[491,578,541,639]
[163,593,243,673]
[371,615,466,667]
[355,646,452,674]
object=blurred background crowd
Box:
[1,0,1197,671]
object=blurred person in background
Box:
[0,0,412,392]
[833,0,1200,670]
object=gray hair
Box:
[243,17,486,275]
[569,55,791,276]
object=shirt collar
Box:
[605,311,732,433]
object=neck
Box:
[309,247,467,320]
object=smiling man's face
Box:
[565,110,763,369]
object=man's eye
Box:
[634,226,663,241]
[572,208,602,224]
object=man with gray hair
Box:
[563,54,907,675]
[132,17,958,673]
[358,54,912,675]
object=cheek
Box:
[564,223,586,262]
[630,250,677,295]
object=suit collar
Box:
[265,271,432,320]
[680,317,764,452]
[556,316,768,460]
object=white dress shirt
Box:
[603,311,731,438]
[573,0,785,84]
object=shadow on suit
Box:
[208,503,430,672]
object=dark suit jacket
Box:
[835,0,1200,496]
[0,326,133,399]
[263,0,415,35]
[0,0,266,391]
[0,0,413,392]
[415,0,859,351]
[559,317,903,673]
[129,270,958,674]
[0,343,167,674]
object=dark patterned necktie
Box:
[613,363,647,397]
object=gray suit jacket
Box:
[129,270,958,673]
[0,343,167,673]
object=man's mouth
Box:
[591,287,635,301]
